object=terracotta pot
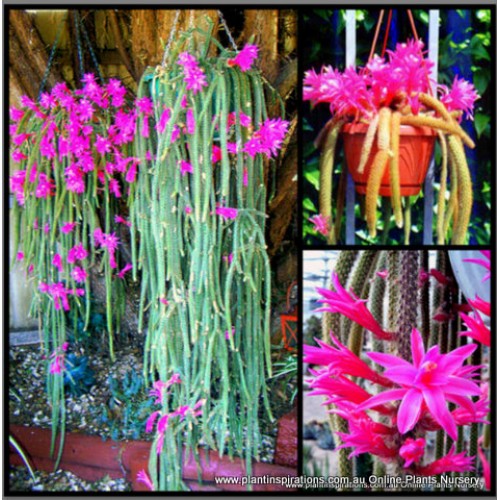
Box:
[342,122,437,196]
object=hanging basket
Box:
[342,122,437,196]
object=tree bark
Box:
[9,10,64,95]
[130,10,157,76]
[9,67,26,107]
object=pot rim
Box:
[342,121,437,136]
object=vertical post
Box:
[423,10,439,244]
[345,10,356,244]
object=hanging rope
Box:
[38,13,66,99]
[367,9,433,95]
[161,10,181,67]
[78,12,104,82]
[218,10,238,51]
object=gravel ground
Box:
[9,466,131,492]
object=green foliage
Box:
[101,369,155,441]
[270,352,297,404]
[63,354,96,397]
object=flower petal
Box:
[397,389,423,434]
[422,387,457,440]
[411,328,426,366]
[357,388,407,411]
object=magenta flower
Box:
[155,108,171,134]
[212,145,222,163]
[399,437,426,468]
[478,437,491,490]
[359,328,481,440]
[61,222,77,234]
[316,273,393,340]
[184,206,192,215]
[117,262,133,279]
[228,44,259,72]
[107,79,127,107]
[304,334,392,387]
[186,108,195,134]
[16,252,24,261]
[225,327,235,340]
[459,311,490,347]
[464,251,491,282]
[439,76,479,120]
[49,354,65,375]
[136,470,154,491]
[243,167,248,187]
[71,266,87,283]
[67,244,88,264]
[376,270,389,279]
[228,112,252,128]
[469,295,490,317]
[416,445,474,475]
[243,118,289,159]
[177,52,208,94]
[222,253,233,265]
[109,178,122,198]
[179,160,193,176]
[114,215,131,227]
[335,411,398,459]
[308,214,329,236]
[215,205,238,221]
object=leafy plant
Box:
[63,353,96,397]
[101,369,155,441]
[271,353,297,404]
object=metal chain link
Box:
[78,12,104,82]
[161,10,181,67]
[218,10,238,51]
[74,11,85,81]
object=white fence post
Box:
[345,10,356,244]
[423,10,440,244]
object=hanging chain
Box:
[161,10,181,67]
[78,12,104,82]
[218,10,238,51]
[74,11,85,81]
[38,13,66,98]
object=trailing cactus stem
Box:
[403,198,411,245]
[366,150,390,238]
[448,135,472,244]
[419,250,430,347]
[389,111,403,227]
[377,107,391,151]
[418,92,455,123]
[400,114,475,149]
[369,253,387,361]
[357,112,380,173]
[436,131,448,244]
[319,119,344,244]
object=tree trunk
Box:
[9,10,64,97]
[130,10,157,76]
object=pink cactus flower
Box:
[459,311,490,347]
[211,145,222,163]
[304,334,393,387]
[117,263,133,279]
[16,252,24,261]
[399,437,426,468]
[179,160,193,176]
[335,411,398,460]
[464,251,491,282]
[478,436,491,490]
[61,222,77,234]
[438,77,479,120]
[469,295,490,317]
[114,215,131,227]
[308,214,329,236]
[316,273,393,340]
[215,205,238,221]
[71,266,87,283]
[177,52,208,94]
[136,470,154,491]
[416,445,475,475]
[228,44,259,72]
[67,244,88,264]
[359,328,481,440]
